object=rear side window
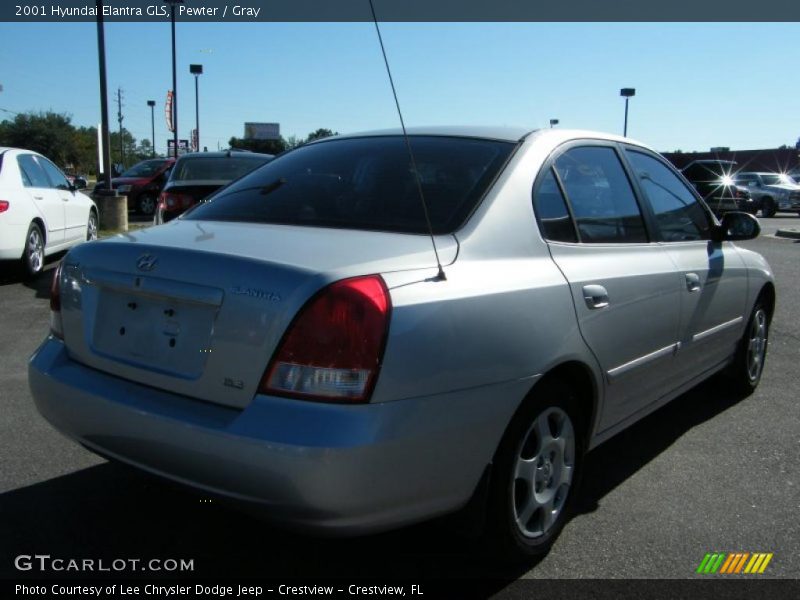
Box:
[186,136,515,234]
[554,146,647,243]
[626,150,711,242]
[17,155,50,188]
[533,168,577,243]
[171,156,271,183]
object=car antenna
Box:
[368,0,446,281]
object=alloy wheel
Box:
[512,406,576,538]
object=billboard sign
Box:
[244,122,280,140]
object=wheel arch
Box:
[31,217,46,247]
[756,281,776,322]
[502,360,600,457]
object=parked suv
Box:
[734,172,800,217]
[681,160,753,216]
[29,129,774,559]
[93,158,175,216]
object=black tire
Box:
[485,379,585,560]
[138,193,157,216]
[21,222,45,278]
[87,211,98,241]
[727,299,770,395]
[761,198,776,218]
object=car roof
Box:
[331,126,535,143]
[175,151,273,160]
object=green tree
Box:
[0,111,79,168]
[305,128,338,143]
[228,136,287,155]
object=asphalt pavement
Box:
[1,216,798,587]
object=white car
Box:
[0,147,98,276]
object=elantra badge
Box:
[136,253,158,272]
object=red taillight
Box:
[0,200,9,213]
[261,275,391,403]
[49,262,63,338]
[160,191,193,210]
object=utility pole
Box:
[116,87,125,168]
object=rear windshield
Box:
[121,159,169,178]
[170,155,271,183]
[185,136,515,234]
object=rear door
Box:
[624,149,748,381]
[533,142,682,431]
[38,156,86,243]
[17,154,64,246]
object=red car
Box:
[94,158,175,216]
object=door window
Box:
[37,157,71,190]
[17,155,51,188]
[554,146,647,243]
[532,168,578,243]
[626,150,711,242]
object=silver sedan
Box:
[29,127,773,559]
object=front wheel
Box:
[86,211,98,241]
[761,198,776,218]
[486,380,584,559]
[21,222,45,277]
[727,300,770,394]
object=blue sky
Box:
[1,22,799,154]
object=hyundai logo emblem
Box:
[136,253,158,272]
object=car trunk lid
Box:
[58,219,457,409]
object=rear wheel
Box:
[22,222,45,277]
[486,380,584,559]
[138,193,156,216]
[761,198,776,218]
[727,300,769,394]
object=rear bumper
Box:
[29,337,525,534]
[0,222,24,259]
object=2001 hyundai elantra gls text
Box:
[29,127,774,558]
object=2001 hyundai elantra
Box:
[29,127,774,558]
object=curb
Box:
[775,228,800,240]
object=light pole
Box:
[165,0,183,158]
[620,87,635,137]
[190,64,202,151]
[147,100,156,157]
[549,119,559,128]
[95,0,113,190]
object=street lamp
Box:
[549,119,559,128]
[189,64,202,151]
[165,0,183,158]
[147,100,156,157]
[95,0,113,191]
[620,87,636,137]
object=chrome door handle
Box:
[33,195,44,200]
[583,284,609,309]
[686,272,701,292]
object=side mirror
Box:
[713,211,760,242]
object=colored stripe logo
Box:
[696,552,773,574]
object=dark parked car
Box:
[155,151,273,224]
[94,158,175,216]
[681,160,752,216]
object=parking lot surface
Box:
[1,216,798,583]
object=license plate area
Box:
[92,288,217,379]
